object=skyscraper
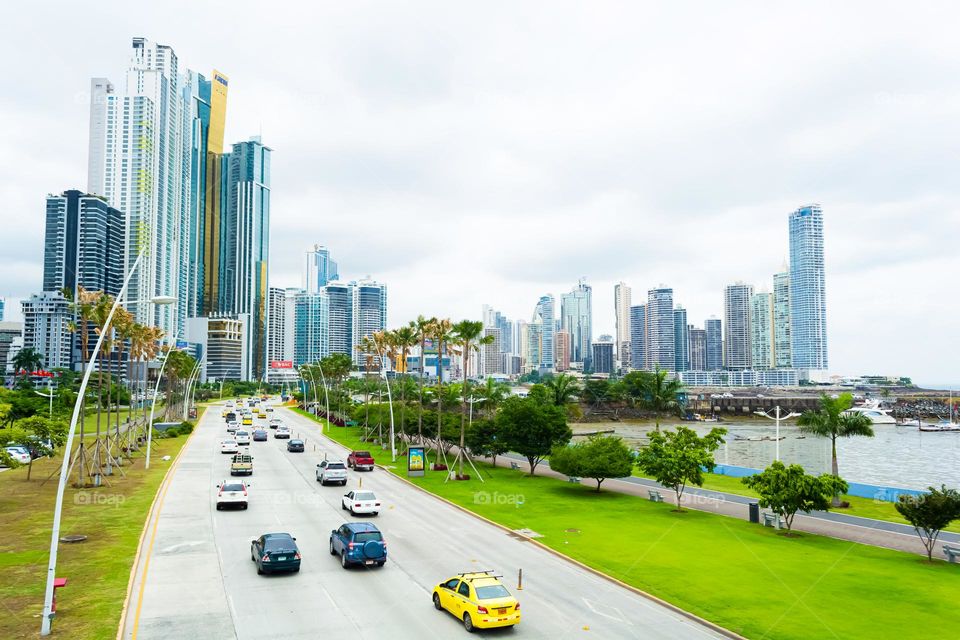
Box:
[325,282,353,357]
[533,295,555,373]
[689,327,707,370]
[351,278,387,366]
[646,287,675,371]
[705,317,723,371]
[0,298,5,322]
[673,306,689,372]
[789,205,828,372]
[591,338,614,375]
[629,304,646,370]
[21,292,72,371]
[560,279,592,368]
[265,287,289,380]
[294,290,329,366]
[614,282,631,367]
[723,283,753,369]
[305,245,339,293]
[482,327,502,375]
[43,190,125,298]
[555,330,571,372]
[773,269,792,368]
[86,78,114,197]
[750,291,774,369]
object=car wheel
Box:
[329,539,336,555]
[341,502,347,511]
[216,504,222,511]
[373,512,379,516]
[463,613,475,633]
[433,593,443,610]
[293,567,300,573]
[242,504,248,510]
[341,552,349,569]
[341,480,347,486]
[377,561,385,567]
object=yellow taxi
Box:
[257,411,267,419]
[242,415,253,426]
[432,571,520,632]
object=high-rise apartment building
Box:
[533,295,555,373]
[614,282,631,367]
[293,290,329,367]
[560,280,592,368]
[325,282,353,357]
[555,330,571,372]
[21,292,72,371]
[351,278,387,366]
[673,306,689,372]
[86,78,114,197]
[629,304,646,370]
[705,317,723,371]
[689,327,707,370]
[646,287,675,371]
[43,190,125,298]
[0,298,4,322]
[789,205,828,372]
[723,283,753,369]
[773,269,792,368]
[750,292,774,369]
[483,327,502,375]
[305,245,339,293]
[592,338,614,375]
[265,286,296,381]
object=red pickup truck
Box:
[347,450,375,471]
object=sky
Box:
[1,1,958,385]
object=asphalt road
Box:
[124,402,726,640]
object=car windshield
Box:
[354,492,376,501]
[327,463,345,469]
[222,483,244,491]
[354,451,371,457]
[475,584,511,599]
[236,432,248,436]
[353,531,382,542]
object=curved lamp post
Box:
[146,332,182,471]
[754,405,801,462]
[370,335,396,462]
[40,250,173,635]
[315,361,331,431]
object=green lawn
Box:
[294,409,960,640]
[0,412,198,639]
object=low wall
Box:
[711,463,925,502]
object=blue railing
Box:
[711,464,925,502]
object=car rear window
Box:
[265,538,296,551]
[354,451,371,457]
[475,584,511,599]
[327,463,345,469]
[222,483,244,492]
[290,439,303,445]
[354,492,376,500]
[353,531,382,542]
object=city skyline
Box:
[1,3,958,383]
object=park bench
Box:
[509,462,520,471]
[762,512,782,529]
[567,476,581,484]
[944,544,960,563]
[648,489,664,503]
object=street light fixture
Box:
[754,405,801,462]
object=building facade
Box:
[789,204,828,371]
[560,280,592,368]
[351,279,387,366]
[689,327,707,371]
[750,292,774,369]
[188,314,249,382]
[305,245,338,293]
[614,281,631,367]
[723,283,753,369]
[555,329,571,372]
[705,317,723,371]
[293,290,329,367]
[773,270,792,368]
[325,282,353,357]
[629,304,646,370]
[21,292,72,371]
[591,339,614,375]
[646,287,674,371]
[533,295,555,373]
[673,306,689,372]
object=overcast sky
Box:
[1,2,958,385]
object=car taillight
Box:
[355,504,361,508]
[477,606,488,614]
[261,554,270,562]
[217,489,223,496]
[294,552,302,560]
[515,602,520,610]
[348,542,355,550]
[242,489,247,496]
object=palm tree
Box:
[412,315,436,444]
[543,373,580,407]
[391,325,418,450]
[798,393,874,506]
[478,377,510,419]
[641,366,685,431]
[11,348,43,375]
[428,318,455,457]
[450,320,494,478]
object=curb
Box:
[289,409,744,640]
[115,413,204,640]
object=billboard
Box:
[175,339,189,350]
[407,446,425,477]
[270,360,293,369]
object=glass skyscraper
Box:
[723,283,753,370]
[351,278,388,367]
[629,304,646,370]
[646,287,675,372]
[789,205,828,371]
[750,292,774,369]
[673,306,689,372]
[305,245,339,293]
[705,317,723,371]
[294,290,329,366]
[533,295,555,372]
[325,282,353,357]
[560,280,592,368]
[773,270,792,368]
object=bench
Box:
[762,512,782,529]
[944,544,960,563]
[648,489,664,503]
[567,476,581,484]
[509,462,520,471]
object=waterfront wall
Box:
[712,463,925,503]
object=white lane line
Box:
[583,597,631,624]
[159,540,204,554]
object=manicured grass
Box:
[294,409,960,640]
[632,469,960,534]
[0,413,198,639]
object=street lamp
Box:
[41,252,173,635]
[34,388,54,418]
[754,405,801,462]
[370,336,396,462]
[315,361,331,431]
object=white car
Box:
[226,420,239,433]
[221,439,239,454]
[216,480,248,510]
[341,490,380,515]
[4,446,32,465]
[274,426,291,439]
[235,430,251,445]
[269,418,283,429]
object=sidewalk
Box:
[496,453,960,558]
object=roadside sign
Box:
[407,446,425,477]
[270,360,293,369]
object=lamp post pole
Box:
[754,405,801,462]
[316,361,331,431]
[41,251,156,635]
[146,333,181,470]
[371,336,396,462]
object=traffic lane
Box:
[278,408,726,639]
[131,406,234,640]
[215,418,449,640]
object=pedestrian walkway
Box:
[497,454,960,558]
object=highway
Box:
[124,401,727,640]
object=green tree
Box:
[543,373,580,407]
[798,393,874,506]
[496,395,571,475]
[895,485,960,561]
[549,435,634,492]
[428,318,455,453]
[11,347,44,376]
[450,319,495,478]
[412,315,436,443]
[635,426,726,510]
[0,415,68,480]
[477,377,510,419]
[640,366,685,431]
[581,379,612,410]
[465,418,508,468]
[742,461,849,534]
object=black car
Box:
[251,532,301,575]
[287,439,305,453]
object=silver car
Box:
[316,460,348,486]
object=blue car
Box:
[329,522,387,569]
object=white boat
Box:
[919,421,960,433]
[843,400,896,424]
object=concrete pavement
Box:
[123,402,729,640]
